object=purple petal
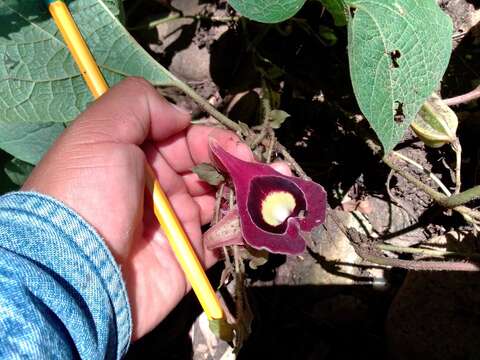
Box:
[204,208,244,250]
[209,139,327,255]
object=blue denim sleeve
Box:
[0,192,132,359]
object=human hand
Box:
[22,77,256,339]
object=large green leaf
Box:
[0,0,180,162]
[347,0,452,153]
[227,0,306,23]
[0,122,65,164]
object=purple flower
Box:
[208,140,327,255]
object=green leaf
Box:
[0,0,176,123]
[227,0,306,23]
[319,0,347,26]
[0,0,181,161]
[0,122,65,164]
[318,25,338,45]
[192,163,225,186]
[269,109,290,129]
[347,0,452,153]
[4,157,34,186]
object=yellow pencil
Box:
[45,0,223,320]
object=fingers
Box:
[193,194,216,225]
[155,125,290,179]
[143,142,186,196]
[188,126,254,165]
[270,161,293,176]
[154,124,293,198]
[182,172,213,197]
[68,77,190,145]
[153,130,194,175]
[144,142,204,250]
[153,184,211,266]
[155,125,253,174]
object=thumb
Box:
[66,77,190,146]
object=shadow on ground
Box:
[126,280,393,359]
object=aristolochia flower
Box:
[208,140,327,255]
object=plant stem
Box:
[347,229,480,272]
[443,185,480,207]
[233,245,241,275]
[213,184,235,285]
[186,14,240,22]
[213,183,225,225]
[383,155,480,211]
[455,205,480,222]
[377,243,480,261]
[329,212,480,271]
[452,140,462,194]
[392,151,451,196]
[261,95,271,122]
[340,104,480,219]
[274,142,310,180]
[228,189,250,336]
[357,249,480,271]
[266,129,276,163]
[174,80,245,135]
[346,111,478,210]
[383,155,446,202]
[128,12,181,30]
[250,127,267,148]
[172,76,314,185]
[443,85,480,106]
[190,118,220,126]
[129,11,239,31]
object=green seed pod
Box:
[411,93,458,148]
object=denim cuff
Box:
[0,191,132,357]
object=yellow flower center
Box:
[261,191,296,226]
